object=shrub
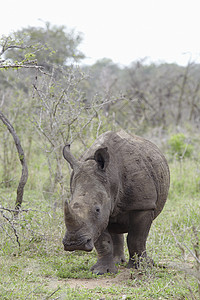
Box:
[168,133,193,160]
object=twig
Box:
[170,226,186,259]
[168,262,200,281]
[44,287,61,299]
[0,63,44,70]
[0,224,15,243]
[184,274,197,300]
[96,111,102,138]
[182,242,200,264]
[0,206,48,214]
[0,210,20,247]
[0,111,28,213]
[70,112,97,144]
[0,41,32,56]
[0,177,16,186]
[25,285,44,299]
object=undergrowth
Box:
[0,158,200,299]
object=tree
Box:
[0,24,85,210]
[0,111,28,213]
[31,63,117,206]
[2,23,85,71]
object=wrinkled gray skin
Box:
[62,131,170,274]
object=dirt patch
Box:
[46,263,171,291]
[66,268,131,289]
[47,267,132,290]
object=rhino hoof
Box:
[91,262,118,275]
[114,255,127,265]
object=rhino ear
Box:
[94,147,109,170]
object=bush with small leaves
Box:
[168,133,193,160]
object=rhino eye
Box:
[95,207,100,213]
[73,202,80,209]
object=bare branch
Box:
[0,111,28,212]
[0,63,44,70]
[0,209,20,247]
[44,287,61,299]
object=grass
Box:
[0,158,200,299]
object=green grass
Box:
[0,159,200,299]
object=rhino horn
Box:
[63,144,80,171]
[64,200,77,226]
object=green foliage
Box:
[169,159,200,199]
[168,133,194,159]
[2,23,84,70]
[1,158,200,299]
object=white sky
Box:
[1,0,200,66]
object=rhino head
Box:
[62,144,111,252]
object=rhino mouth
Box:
[63,237,94,252]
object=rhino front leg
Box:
[127,210,154,268]
[110,233,126,264]
[91,230,117,275]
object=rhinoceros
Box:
[62,130,170,274]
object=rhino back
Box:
[81,131,170,219]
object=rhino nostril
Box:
[86,238,91,244]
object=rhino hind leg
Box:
[91,230,117,275]
[110,233,126,264]
[126,209,154,269]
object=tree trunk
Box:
[0,111,28,214]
